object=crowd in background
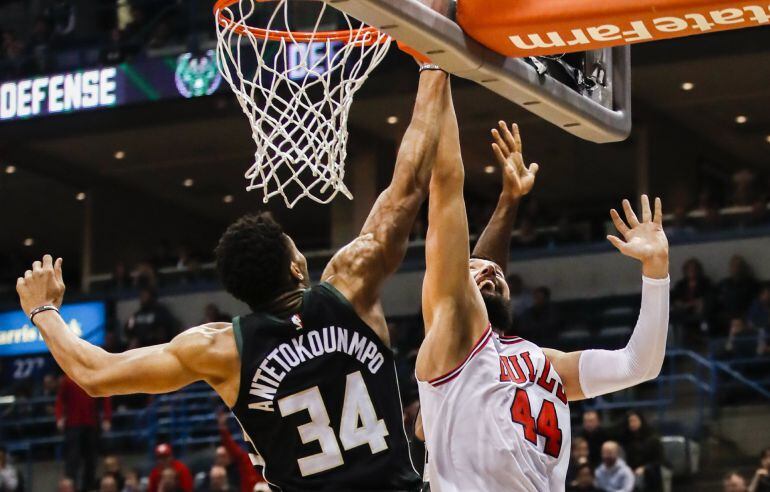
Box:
[0,0,208,77]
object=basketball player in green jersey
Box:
[15,66,452,491]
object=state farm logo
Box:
[507,4,769,53]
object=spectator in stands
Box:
[134,261,158,290]
[665,206,696,240]
[58,477,76,492]
[122,469,141,492]
[749,447,770,492]
[515,217,541,248]
[26,16,52,74]
[56,374,112,492]
[581,410,610,468]
[99,474,119,492]
[745,198,770,228]
[203,304,232,324]
[216,411,261,492]
[518,286,561,344]
[730,169,757,207]
[149,444,193,492]
[724,318,761,358]
[595,441,635,492]
[109,261,131,292]
[0,446,19,492]
[568,463,601,492]
[672,258,713,336]
[102,28,127,64]
[747,286,770,333]
[696,189,723,232]
[206,465,230,492]
[158,468,184,492]
[507,273,533,320]
[102,455,125,490]
[619,411,663,491]
[40,372,60,415]
[724,471,749,492]
[1,30,25,75]
[45,0,77,39]
[717,256,758,331]
[566,437,591,483]
[124,288,177,348]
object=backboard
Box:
[325,0,632,143]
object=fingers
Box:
[491,143,507,169]
[55,258,64,283]
[607,235,627,253]
[654,197,663,226]
[43,254,53,270]
[622,199,640,227]
[641,194,651,223]
[528,163,539,176]
[491,129,510,156]
[512,123,522,154]
[32,261,42,272]
[610,208,630,237]
[499,120,518,155]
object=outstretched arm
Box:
[416,80,489,382]
[16,256,239,405]
[322,69,449,333]
[545,196,670,401]
[472,122,539,270]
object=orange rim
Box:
[214,0,385,44]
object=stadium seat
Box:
[661,436,701,478]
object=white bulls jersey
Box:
[417,327,571,492]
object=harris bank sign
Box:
[0,302,106,357]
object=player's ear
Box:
[290,262,305,283]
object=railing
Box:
[1,345,769,488]
[581,344,770,436]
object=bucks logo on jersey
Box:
[175,50,222,98]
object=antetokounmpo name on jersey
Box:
[247,326,385,412]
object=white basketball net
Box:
[214,0,391,208]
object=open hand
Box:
[16,255,66,316]
[608,195,669,278]
[491,121,539,200]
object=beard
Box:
[482,291,512,334]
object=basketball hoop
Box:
[213,0,392,207]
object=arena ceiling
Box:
[0,26,768,275]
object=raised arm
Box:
[321,69,449,331]
[415,80,489,382]
[16,256,240,406]
[544,196,670,401]
[472,122,539,270]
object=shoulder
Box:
[170,323,238,375]
[324,233,384,281]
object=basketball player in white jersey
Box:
[416,110,671,490]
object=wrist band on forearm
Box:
[30,305,60,325]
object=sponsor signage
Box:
[0,301,106,357]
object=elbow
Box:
[432,165,465,190]
[645,362,664,381]
[73,368,106,398]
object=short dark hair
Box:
[576,463,593,475]
[215,213,292,310]
[534,286,551,300]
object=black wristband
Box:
[29,305,59,325]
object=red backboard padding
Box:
[457,0,769,57]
